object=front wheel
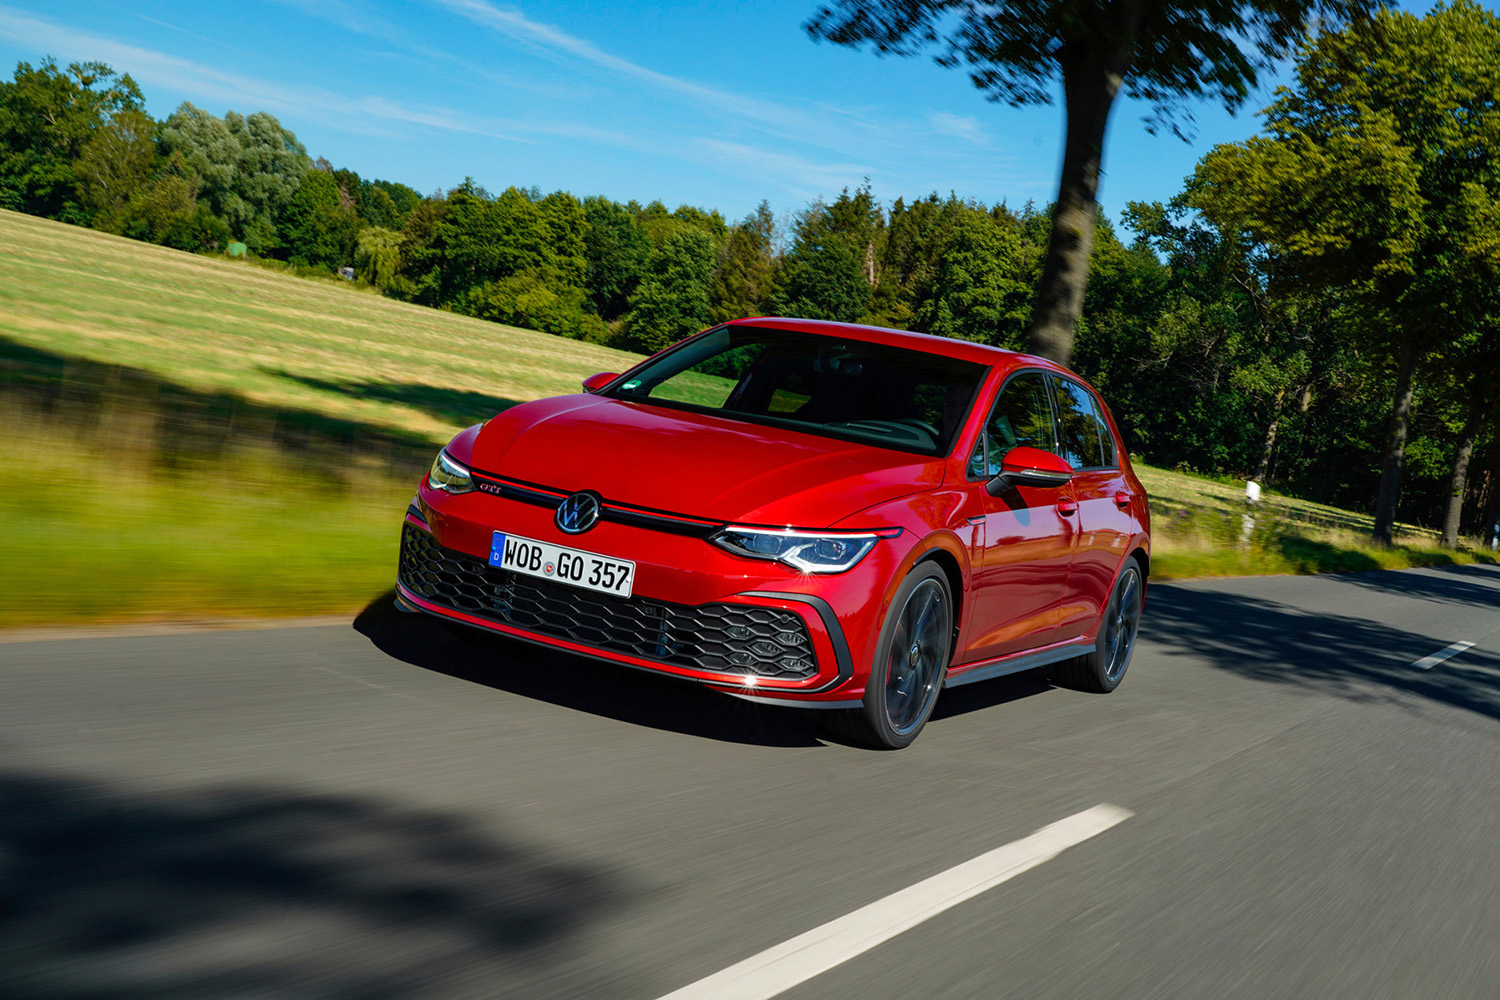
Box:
[852,564,953,749]
[1053,557,1144,693]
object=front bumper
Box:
[396,514,862,705]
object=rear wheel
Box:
[1052,557,1143,693]
[851,564,953,749]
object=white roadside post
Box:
[1241,480,1261,548]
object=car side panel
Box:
[958,479,1077,661]
[1055,468,1135,638]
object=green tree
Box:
[583,195,650,322]
[74,108,157,231]
[115,159,230,253]
[775,188,883,321]
[354,226,404,287]
[280,167,361,268]
[915,207,1031,344]
[159,103,309,251]
[625,229,716,352]
[1192,1,1500,544]
[360,179,422,229]
[710,200,777,323]
[805,0,1372,366]
[0,59,144,222]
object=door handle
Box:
[1058,498,1078,516]
[1114,492,1131,510]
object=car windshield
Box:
[604,326,988,456]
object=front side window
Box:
[1051,377,1109,470]
[975,371,1057,476]
[608,326,987,456]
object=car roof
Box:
[725,316,1066,374]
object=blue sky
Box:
[0,1,1438,228]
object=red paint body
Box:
[397,318,1150,707]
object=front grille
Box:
[398,524,817,679]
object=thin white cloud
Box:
[135,14,232,51]
[0,5,523,141]
[264,0,596,102]
[427,0,884,151]
[694,138,875,202]
[930,111,988,145]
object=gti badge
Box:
[555,492,602,534]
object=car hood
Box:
[469,394,943,527]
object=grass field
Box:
[1,209,1490,627]
[0,208,639,446]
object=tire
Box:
[851,563,953,749]
[1052,556,1144,693]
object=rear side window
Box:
[977,371,1056,476]
[1051,378,1113,469]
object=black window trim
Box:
[1046,373,1121,474]
[966,366,1061,482]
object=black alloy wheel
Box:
[1053,556,1144,694]
[852,563,953,749]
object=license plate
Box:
[488,532,635,598]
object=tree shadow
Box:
[1143,578,1500,723]
[1268,534,1384,573]
[0,335,437,478]
[353,593,828,749]
[1325,561,1500,610]
[267,370,520,429]
[0,770,631,999]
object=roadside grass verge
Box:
[3,208,1494,627]
[0,415,410,628]
[1136,465,1496,578]
[1150,520,1496,580]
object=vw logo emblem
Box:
[555,492,601,534]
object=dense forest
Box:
[2,2,1497,544]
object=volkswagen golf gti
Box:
[395,318,1149,747]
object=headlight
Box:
[427,449,475,494]
[709,526,898,573]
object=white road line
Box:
[1411,641,1475,670]
[655,803,1133,1000]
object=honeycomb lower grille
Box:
[398,524,817,679]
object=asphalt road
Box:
[3,564,1500,999]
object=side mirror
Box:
[988,446,1073,494]
[581,372,619,393]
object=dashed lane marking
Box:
[1412,641,1476,670]
[655,803,1133,1000]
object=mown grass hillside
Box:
[0,208,639,447]
[1,210,1490,627]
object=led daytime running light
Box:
[709,526,898,574]
[427,449,476,494]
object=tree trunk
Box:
[1025,6,1142,366]
[1254,389,1287,484]
[1441,391,1491,548]
[1372,335,1418,547]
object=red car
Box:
[396,318,1149,748]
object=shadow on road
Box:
[1325,561,1500,609]
[0,770,631,999]
[354,593,833,748]
[1144,565,1500,723]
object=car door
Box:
[1049,375,1134,640]
[963,370,1079,661]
